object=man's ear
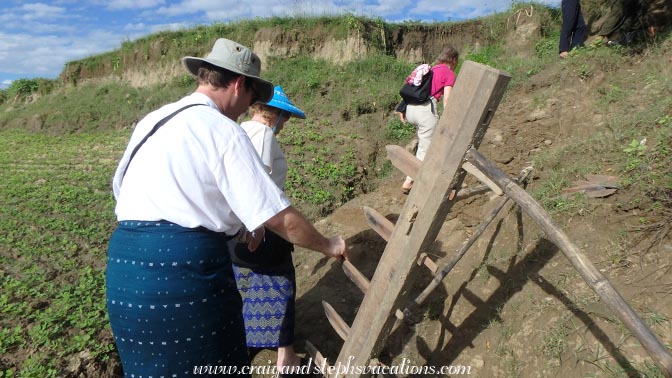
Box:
[233,75,246,95]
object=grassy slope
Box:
[1,6,671,377]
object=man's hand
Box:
[325,236,348,260]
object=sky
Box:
[0,0,561,90]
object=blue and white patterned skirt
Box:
[232,259,296,348]
[106,220,249,377]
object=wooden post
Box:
[333,61,511,377]
[464,148,672,377]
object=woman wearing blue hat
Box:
[230,86,310,375]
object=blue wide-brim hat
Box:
[265,86,306,119]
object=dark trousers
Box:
[559,0,587,52]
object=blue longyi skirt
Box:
[106,221,250,377]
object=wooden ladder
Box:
[308,60,672,378]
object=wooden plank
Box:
[385,145,505,200]
[417,252,438,274]
[362,206,393,241]
[385,145,421,179]
[334,61,511,377]
[462,161,503,195]
[464,148,672,377]
[340,259,370,294]
[454,184,491,201]
[323,301,351,341]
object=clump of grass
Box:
[386,117,415,140]
[542,316,573,361]
[0,78,57,105]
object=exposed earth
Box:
[8,8,671,378]
[261,35,672,377]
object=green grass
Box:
[542,316,573,361]
[528,39,672,216]
[0,129,128,376]
[386,117,415,140]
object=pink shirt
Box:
[430,63,456,100]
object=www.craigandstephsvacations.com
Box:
[193,357,473,376]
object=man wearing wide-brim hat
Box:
[107,38,348,377]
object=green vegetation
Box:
[0,129,128,376]
[280,120,361,217]
[1,6,671,377]
[530,40,672,217]
[0,78,57,104]
[386,117,415,140]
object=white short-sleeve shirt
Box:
[239,120,288,190]
[112,92,290,234]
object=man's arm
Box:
[264,206,347,259]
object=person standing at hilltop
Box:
[401,47,459,194]
[106,38,347,377]
[559,0,587,58]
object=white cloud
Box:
[0,27,124,79]
[1,79,12,90]
[107,0,166,10]
[153,0,343,21]
[20,2,67,17]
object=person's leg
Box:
[571,3,587,49]
[414,100,439,161]
[559,0,579,54]
[403,101,438,192]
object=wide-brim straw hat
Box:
[265,86,306,119]
[182,38,274,103]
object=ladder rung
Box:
[322,301,350,341]
[363,206,393,241]
[462,161,503,195]
[454,184,491,201]
[305,340,328,377]
[385,144,421,179]
[341,259,370,294]
[417,252,438,274]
